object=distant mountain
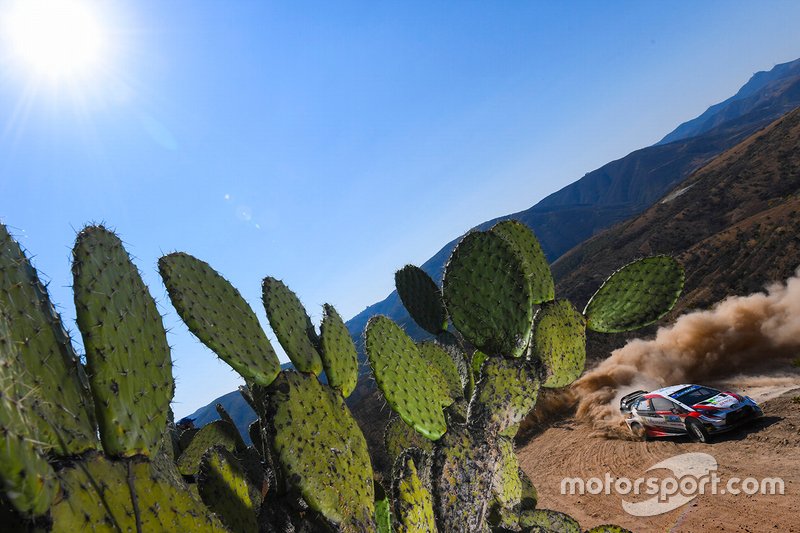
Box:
[345,58,800,348]
[657,58,800,145]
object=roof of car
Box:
[650,384,694,397]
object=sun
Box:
[2,0,108,81]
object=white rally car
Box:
[620,384,763,443]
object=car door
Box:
[634,398,661,429]
[651,396,687,431]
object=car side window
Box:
[635,398,653,412]
[651,397,676,412]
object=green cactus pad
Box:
[584,256,685,333]
[265,371,375,529]
[198,446,259,533]
[530,300,587,388]
[0,224,96,455]
[72,226,172,458]
[215,403,247,451]
[177,420,241,477]
[391,450,436,533]
[0,311,58,517]
[519,509,581,532]
[262,277,323,375]
[469,357,540,436]
[432,426,499,532]
[158,252,281,387]
[491,437,521,511]
[490,221,554,304]
[52,454,227,532]
[384,415,434,464]
[442,231,533,357]
[395,265,448,334]
[585,526,633,533]
[417,341,464,401]
[375,494,392,533]
[365,316,451,440]
[319,303,358,397]
[471,350,488,384]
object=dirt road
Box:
[518,385,800,532]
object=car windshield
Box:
[670,385,720,405]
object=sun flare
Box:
[3,0,108,81]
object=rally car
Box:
[620,384,763,443]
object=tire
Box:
[686,418,711,443]
[630,422,649,441]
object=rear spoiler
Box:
[620,390,648,414]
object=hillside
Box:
[553,105,800,361]
[345,58,800,345]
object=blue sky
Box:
[1,1,799,416]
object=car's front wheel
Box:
[686,418,711,443]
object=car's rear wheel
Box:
[686,418,711,443]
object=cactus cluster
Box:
[0,217,679,532]
[366,220,683,532]
[159,252,373,532]
[0,223,225,531]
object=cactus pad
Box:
[375,494,392,533]
[417,341,464,401]
[72,226,172,458]
[384,415,434,464]
[519,509,581,532]
[52,454,227,531]
[432,427,499,532]
[584,256,684,333]
[391,449,436,533]
[468,357,540,436]
[159,252,281,387]
[395,265,448,334]
[365,316,451,440]
[319,304,358,397]
[262,277,323,375]
[177,420,241,477]
[442,231,533,357]
[530,300,587,388]
[520,469,538,511]
[0,311,58,517]
[0,224,96,455]
[490,221,554,304]
[198,446,259,533]
[491,437,521,511]
[265,371,375,529]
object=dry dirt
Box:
[518,381,800,533]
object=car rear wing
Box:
[620,390,648,414]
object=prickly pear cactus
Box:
[367,220,684,532]
[384,415,434,466]
[391,449,436,533]
[584,255,684,333]
[365,316,452,440]
[197,446,260,533]
[72,226,172,458]
[177,419,242,477]
[395,264,448,335]
[158,252,281,386]
[0,309,58,517]
[530,300,586,388]
[0,224,96,456]
[320,303,359,397]
[442,230,533,358]
[0,223,226,530]
[265,371,375,530]
[262,276,323,375]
